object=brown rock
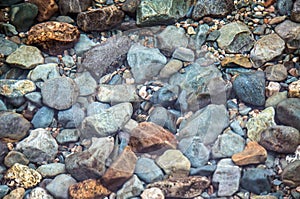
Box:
[289,79,300,98]
[128,122,177,154]
[281,160,300,187]
[28,0,58,21]
[232,141,267,166]
[102,146,137,192]
[147,176,210,198]
[221,55,252,68]
[121,0,140,16]
[77,5,124,32]
[291,0,300,23]
[27,21,80,55]
[3,188,25,199]
[69,179,111,199]
[59,0,92,15]
[264,0,276,7]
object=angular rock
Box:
[232,141,267,166]
[265,91,287,108]
[3,187,25,199]
[37,163,66,178]
[28,63,60,82]
[74,34,97,56]
[0,79,36,98]
[172,47,195,62]
[221,55,252,68]
[31,106,54,128]
[4,151,29,168]
[0,185,10,198]
[86,102,110,116]
[291,0,300,22]
[150,84,178,108]
[28,187,54,199]
[28,0,58,22]
[116,175,144,199]
[134,157,164,183]
[56,129,80,144]
[190,165,217,176]
[45,174,77,199]
[141,187,165,199]
[121,0,140,16]
[281,160,300,187]
[277,0,293,15]
[276,98,300,130]
[250,33,285,68]
[159,59,183,79]
[147,106,177,133]
[65,137,114,181]
[59,0,92,15]
[57,104,85,128]
[77,5,124,32]
[241,168,271,194]
[0,37,18,56]
[265,64,288,81]
[275,20,300,50]
[289,79,300,98]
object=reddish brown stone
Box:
[128,122,177,154]
[101,146,137,192]
[264,0,276,7]
[69,179,111,199]
[28,0,58,22]
[232,141,267,166]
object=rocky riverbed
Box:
[0,0,300,198]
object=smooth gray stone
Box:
[74,34,97,56]
[172,47,195,62]
[0,37,18,56]
[25,92,43,106]
[56,129,80,144]
[58,104,85,128]
[147,106,177,133]
[116,175,144,199]
[0,185,10,199]
[74,71,97,96]
[134,157,164,183]
[46,174,77,199]
[37,163,66,178]
[86,102,110,116]
[241,168,271,194]
[190,165,217,176]
[31,106,54,128]
[276,98,300,130]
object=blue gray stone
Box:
[58,104,85,128]
[116,175,144,199]
[172,47,195,62]
[56,129,80,144]
[195,24,210,48]
[0,185,10,198]
[28,63,60,82]
[0,23,18,36]
[0,37,18,56]
[190,165,217,176]
[74,34,97,56]
[62,55,75,68]
[277,0,293,15]
[25,92,42,106]
[31,106,54,128]
[150,84,178,108]
[147,106,177,133]
[74,71,97,96]
[37,163,66,178]
[0,99,7,111]
[134,157,164,183]
[46,174,77,199]
[86,102,110,116]
[230,120,245,136]
[241,168,272,194]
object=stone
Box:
[147,106,177,133]
[0,23,18,36]
[0,79,36,98]
[159,59,183,78]
[56,129,80,144]
[25,92,42,106]
[193,24,209,49]
[41,77,79,110]
[0,141,8,164]
[69,179,111,199]
[260,125,300,153]
[116,175,144,199]
[80,102,133,138]
[150,84,178,108]
[57,104,85,128]
[28,63,60,82]
[155,149,190,178]
[250,33,285,68]
[4,163,42,189]
[0,99,7,111]
[96,84,141,103]
[62,55,75,68]
[127,43,167,83]
[277,0,293,15]
[217,21,254,53]
[276,98,300,130]
[28,0,58,21]
[241,168,271,194]
[0,0,22,6]
[15,128,58,163]
[246,107,276,142]
[266,81,280,97]
[59,0,92,15]
[0,37,18,56]
[3,188,25,199]
[275,20,300,51]
[27,21,80,55]
[265,64,288,81]
[31,106,54,128]
[172,47,195,62]
[102,146,137,191]
[265,91,287,107]
[221,55,253,68]
[128,122,177,154]
[190,165,217,176]
[134,157,164,183]
[281,160,300,187]
[4,151,29,168]
[0,185,10,199]
[0,112,30,141]
[233,71,266,106]
[136,0,191,26]
[45,174,77,199]
[289,79,300,98]
[37,163,66,178]
[147,176,210,198]
[232,141,267,166]
[65,137,114,181]
[121,0,140,16]
[291,0,300,22]
[212,159,241,197]
[74,34,97,56]
[86,102,110,116]
[141,187,165,199]
[28,187,54,199]
[192,0,234,20]
[6,45,44,69]
[77,5,124,32]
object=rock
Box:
[147,106,177,133]
[172,47,195,62]
[212,159,241,197]
[116,175,144,199]
[0,79,36,98]
[246,107,276,142]
[45,174,77,199]
[96,84,141,103]
[291,0,300,22]
[4,151,29,168]
[57,104,85,128]
[265,64,288,81]
[4,163,42,189]
[147,176,210,198]
[6,45,44,69]
[233,71,266,106]
[289,79,300,98]
[0,0,22,6]
[217,21,254,53]
[0,37,18,56]
[128,122,177,154]
[56,129,80,144]
[0,112,30,141]
[58,0,92,15]
[127,43,167,83]
[9,3,38,32]
[193,24,209,49]
[232,141,267,166]
[25,92,42,106]
[3,188,25,199]
[141,187,165,199]
[150,84,178,108]
[260,125,300,153]
[134,157,164,183]
[221,55,252,68]
[192,0,234,20]
[0,185,10,199]
[250,33,285,68]
[41,77,79,110]
[28,187,54,199]
[136,0,191,26]
[86,102,110,116]
[0,23,18,36]
[15,128,58,163]
[0,141,9,164]
[31,106,54,128]
[159,59,183,79]
[211,132,245,159]
[241,168,271,194]
[275,20,300,50]
[265,91,287,107]
[65,137,114,181]
[28,63,60,82]
[80,102,133,138]
[77,5,124,32]
[277,0,293,15]
[28,0,58,21]
[37,163,66,178]
[82,36,132,78]
[178,136,210,167]
[74,34,97,56]
[281,160,300,187]
[190,165,217,176]
[27,21,80,55]
[102,146,137,191]
[69,179,111,199]
[276,98,300,130]
[0,99,7,111]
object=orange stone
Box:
[221,55,252,68]
[264,0,276,7]
[128,122,177,154]
[28,0,58,22]
[232,141,267,166]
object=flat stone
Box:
[58,0,92,15]
[45,174,77,199]
[28,0,58,22]
[0,79,36,98]
[281,160,300,187]
[134,157,164,183]
[16,128,58,163]
[141,187,165,199]
[190,165,217,176]
[73,71,97,96]
[86,102,110,116]
[276,98,300,130]
[6,45,44,69]
[232,141,267,166]
[57,104,85,128]
[221,55,253,68]
[0,37,18,56]
[250,33,285,68]
[28,63,60,82]
[260,125,300,153]
[41,77,79,110]
[4,151,29,168]
[241,168,271,194]
[116,175,144,199]
[74,34,97,56]
[265,91,288,108]
[102,146,137,191]
[265,64,288,81]
[28,187,54,199]
[289,79,300,98]
[128,122,177,154]
[24,92,42,106]
[37,163,66,178]
[56,129,80,144]
[77,5,124,32]
[31,106,54,128]
[172,47,195,62]
[148,106,177,133]
[3,187,25,199]
[275,20,300,51]
[291,0,300,22]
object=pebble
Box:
[61,55,75,68]
[265,91,287,107]
[150,84,178,108]
[28,187,54,199]
[0,37,18,56]
[4,151,29,168]
[56,129,80,144]
[0,99,7,111]
[57,104,85,128]
[159,59,183,79]
[141,187,164,199]
[265,64,288,81]
[28,0,58,22]
[147,106,177,133]
[230,120,245,136]
[3,187,25,199]
[0,185,10,199]
[58,0,92,15]
[31,106,54,128]
[276,98,300,130]
[275,20,300,51]
[172,47,195,62]
[276,0,293,15]
[190,164,217,176]
[116,175,144,199]
[45,174,77,199]
[86,101,110,116]
[281,160,300,187]
[0,79,36,98]
[134,157,164,184]
[74,34,97,56]
[195,24,210,49]
[221,55,252,68]
[291,0,300,22]
[288,79,300,98]
[0,141,8,163]
[36,163,66,178]
[24,92,42,106]
[28,63,60,82]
